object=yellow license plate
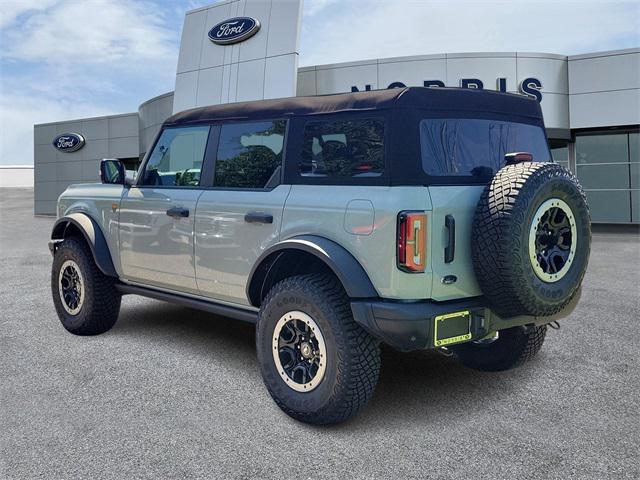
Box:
[434,311,472,347]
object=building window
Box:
[299,119,384,179]
[575,132,639,223]
[551,146,569,171]
[141,126,210,187]
[214,120,285,189]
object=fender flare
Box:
[247,235,378,307]
[50,212,117,277]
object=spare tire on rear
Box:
[472,162,590,318]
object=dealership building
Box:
[33,0,639,223]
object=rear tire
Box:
[450,325,547,372]
[51,237,121,335]
[256,274,380,425]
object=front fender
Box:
[50,212,117,277]
[247,235,378,306]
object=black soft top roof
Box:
[164,86,543,126]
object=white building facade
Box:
[33,0,639,223]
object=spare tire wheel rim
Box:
[528,198,577,283]
[58,259,84,315]
[272,311,327,393]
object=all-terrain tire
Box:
[472,162,590,318]
[51,237,121,335]
[256,274,381,425]
[450,325,547,372]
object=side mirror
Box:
[100,158,126,185]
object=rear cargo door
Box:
[420,117,551,301]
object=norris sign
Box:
[351,77,544,102]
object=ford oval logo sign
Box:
[52,133,85,153]
[208,17,260,45]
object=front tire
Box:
[256,274,380,425]
[51,237,121,335]
[450,325,547,372]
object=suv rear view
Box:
[50,87,590,424]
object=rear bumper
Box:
[350,288,581,352]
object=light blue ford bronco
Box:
[50,87,590,424]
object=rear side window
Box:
[141,126,210,187]
[214,120,285,189]
[420,119,550,177]
[299,119,384,179]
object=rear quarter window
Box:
[299,118,384,180]
[420,118,550,178]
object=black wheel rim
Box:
[58,260,84,315]
[529,198,577,283]
[272,311,327,392]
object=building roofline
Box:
[34,111,138,127]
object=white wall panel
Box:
[316,63,378,94]
[173,0,302,113]
[176,9,207,74]
[296,68,317,96]
[445,55,518,92]
[264,54,298,99]
[570,89,640,129]
[266,0,303,57]
[517,56,568,94]
[173,71,199,113]
[378,58,446,90]
[569,50,640,94]
[196,67,225,106]
[236,59,265,101]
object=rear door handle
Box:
[166,207,189,218]
[244,212,273,224]
[444,214,455,263]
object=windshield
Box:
[420,118,551,178]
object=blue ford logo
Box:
[52,133,85,153]
[208,17,260,45]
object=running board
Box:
[116,283,258,324]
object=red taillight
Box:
[397,211,427,272]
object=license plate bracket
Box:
[434,311,472,347]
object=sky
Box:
[0,0,638,166]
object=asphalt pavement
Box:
[1,188,638,479]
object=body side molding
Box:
[50,213,117,277]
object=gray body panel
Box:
[57,183,125,275]
[279,185,433,300]
[56,182,484,303]
[427,185,484,300]
[194,185,291,305]
[118,186,202,293]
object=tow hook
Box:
[548,321,561,330]
[436,346,453,357]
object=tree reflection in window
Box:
[300,119,384,178]
[141,126,209,187]
[214,120,286,188]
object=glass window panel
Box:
[141,126,209,187]
[575,133,628,165]
[632,190,640,223]
[585,191,631,223]
[576,164,630,190]
[629,133,639,163]
[300,119,384,178]
[551,146,568,163]
[630,162,639,189]
[420,119,550,178]
[215,120,285,189]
